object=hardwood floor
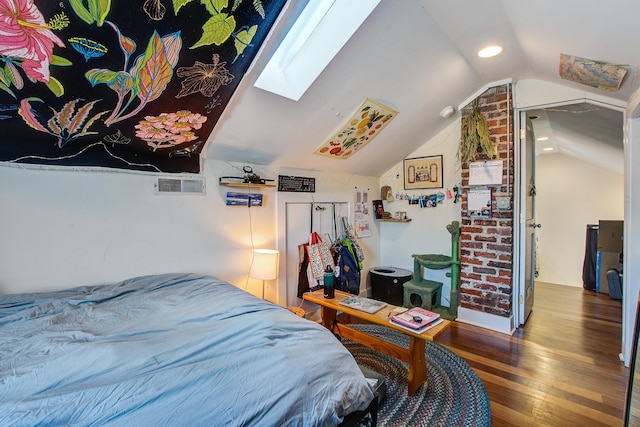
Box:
[434,281,627,427]
[338,281,626,425]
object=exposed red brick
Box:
[497,285,512,295]
[487,275,512,285]
[473,267,497,275]
[461,242,484,250]
[474,219,498,227]
[491,126,507,135]
[493,211,512,219]
[487,227,511,235]
[487,260,512,270]
[486,243,511,253]
[477,283,498,292]
[462,290,482,299]
[462,226,484,233]
[498,270,513,278]
[497,302,511,311]
[459,83,514,319]
[461,256,483,265]
[475,235,497,243]
[461,272,482,281]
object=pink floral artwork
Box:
[0,0,64,83]
[135,110,207,151]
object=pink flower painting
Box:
[135,110,205,151]
[0,0,64,83]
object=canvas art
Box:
[0,0,286,173]
[314,98,398,160]
[559,53,627,92]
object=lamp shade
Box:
[249,249,279,280]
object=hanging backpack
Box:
[337,246,360,295]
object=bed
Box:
[0,273,375,426]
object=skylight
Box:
[254,0,381,101]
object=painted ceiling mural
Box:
[0,0,286,173]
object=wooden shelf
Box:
[377,218,412,222]
[219,181,275,188]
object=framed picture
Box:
[404,155,443,190]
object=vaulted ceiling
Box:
[206,0,639,177]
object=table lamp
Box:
[249,249,279,299]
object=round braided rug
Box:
[343,324,491,427]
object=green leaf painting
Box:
[233,25,257,62]
[172,0,194,14]
[201,0,229,15]
[69,0,112,27]
[191,14,236,49]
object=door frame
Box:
[520,110,536,325]
[513,99,626,330]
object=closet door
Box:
[284,202,347,307]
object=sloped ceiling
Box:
[206,0,640,177]
[529,103,624,173]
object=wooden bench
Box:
[303,290,451,395]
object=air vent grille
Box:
[156,178,205,195]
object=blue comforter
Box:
[0,273,373,426]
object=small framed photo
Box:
[404,155,443,190]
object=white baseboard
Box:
[456,307,515,335]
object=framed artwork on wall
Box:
[404,155,443,190]
[313,98,398,160]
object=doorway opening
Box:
[515,101,625,330]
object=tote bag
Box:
[308,232,335,279]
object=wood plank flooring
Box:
[339,281,627,426]
[435,282,627,427]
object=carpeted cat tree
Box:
[402,221,460,320]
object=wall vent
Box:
[156,177,206,195]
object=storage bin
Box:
[369,266,412,306]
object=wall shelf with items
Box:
[377,218,412,223]
[219,180,275,188]
[218,166,275,188]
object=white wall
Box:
[377,120,463,306]
[536,153,624,287]
[0,160,379,306]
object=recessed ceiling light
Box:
[478,45,503,58]
[536,136,549,141]
[542,147,554,151]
